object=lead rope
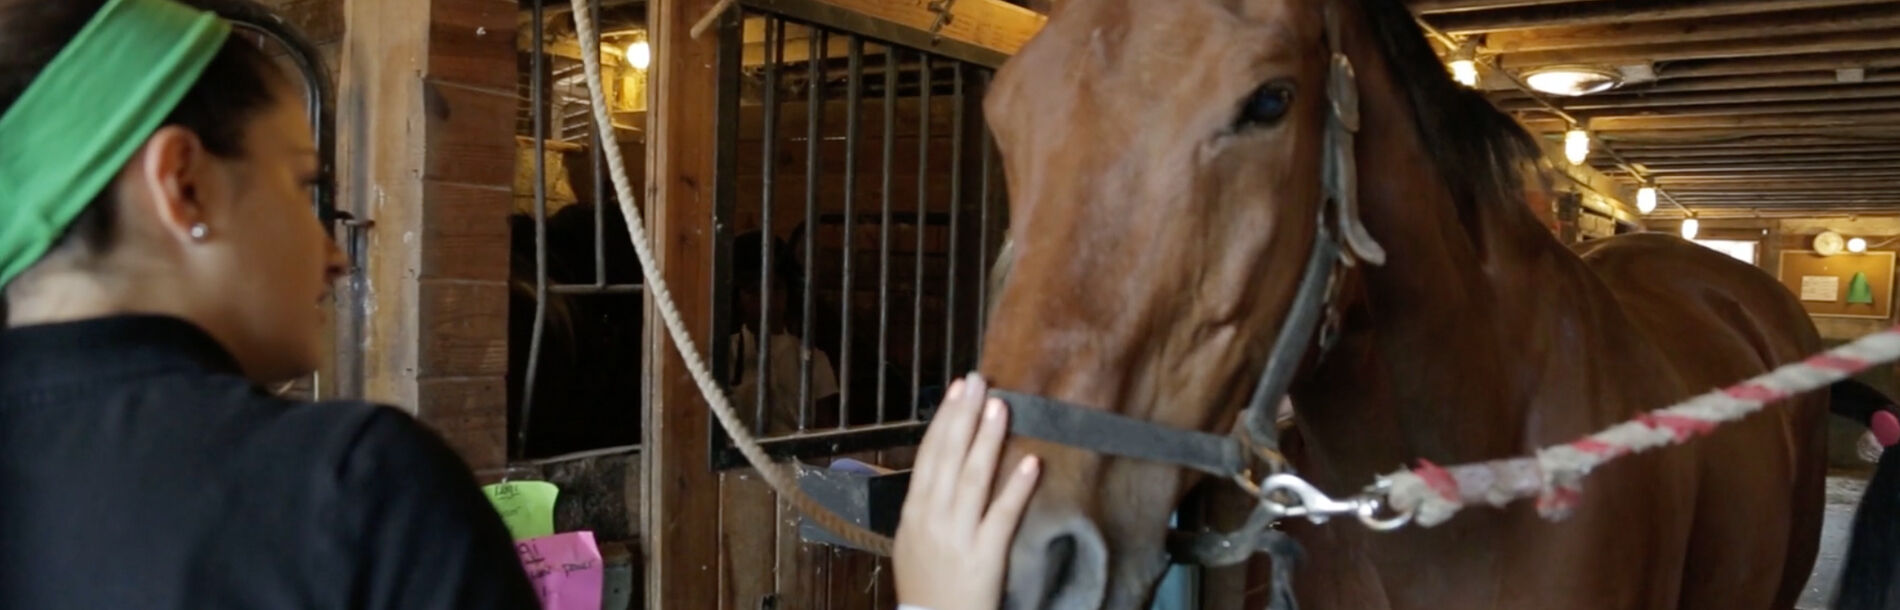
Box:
[568,0,895,555]
[1381,325,1900,527]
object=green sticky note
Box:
[483,480,559,540]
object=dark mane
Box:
[1357,0,1546,213]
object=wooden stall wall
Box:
[334,0,520,471]
[645,3,1045,610]
[253,0,520,470]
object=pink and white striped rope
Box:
[1379,325,1900,527]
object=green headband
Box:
[0,0,231,289]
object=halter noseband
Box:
[984,4,1394,575]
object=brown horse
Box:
[976,1,1831,608]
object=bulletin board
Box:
[1778,250,1895,319]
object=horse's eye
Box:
[1235,83,1293,129]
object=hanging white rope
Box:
[568,0,895,554]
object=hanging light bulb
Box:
[1681,217,1700,240]
[1449,59,1478,87]
[1849,237,1869,253]
[1636,186,1657,214]
[626,39,651,70]
[1447,38,1481,88]
[1565,129,1591,165]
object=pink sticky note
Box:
[516,531,604,610]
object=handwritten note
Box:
[1801,275,1841,302]
[483,481,558,540]
[517,531,604,610]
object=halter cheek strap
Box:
[0,0,231,289]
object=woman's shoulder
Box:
[238,398,477,491]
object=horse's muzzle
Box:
[1006,511,1108,610]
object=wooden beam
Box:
[1543,72,1900,96]
[1428,0,1895,35]
[527,0,641,16]
[1611,138,1900,152]
[1662,185,1900,193]
[1620,170,1900,181]
[1583,128,1900,143]
[1671,197,1900,204]
[1501,85,1900,112]
[1674,204,1900,211]
[1659,51,1900,79]
[1536,137,1642,219]
[1409,0,1597,14]
[1634,152,1900,166]
[1483,3,1900,53]
[1653,171,1900,182]
[339,0,518,468]
[644,2,722,610]
[741,32,855,66]
[1642,162,1897,173]
[1578,99,1900,119]
[537,37,627,67]
[749,0,1046,57]
[1523,111,1900,131]
[1672,195,1900,200]
[1620,145,1900,158]
[339,0,429,421]
[1498,28,1900,69]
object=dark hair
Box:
[732,230,797,292]
[0,0,286,261]
[1359,0,1544,225]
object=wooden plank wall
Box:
[337,0,519,471]
[646,1,726,609]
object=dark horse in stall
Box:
[507,202,644,458]
[974,0,1900,608]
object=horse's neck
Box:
[1292,165,1642,491]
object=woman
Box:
[1,1,1030,608]
[0,0,536,607]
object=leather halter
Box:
[986,4,1392,573]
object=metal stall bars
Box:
[513,0,649,461]
[709,0,1010,468]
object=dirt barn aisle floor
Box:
[1800,474,1869,610]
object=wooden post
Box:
[644,0,724,608]
[338,0,518,470]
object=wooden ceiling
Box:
[1407,0,1900,217]
[546,1,1898,217]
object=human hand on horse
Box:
[894,373,1041,610]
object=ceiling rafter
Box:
[1404,0,1900,213]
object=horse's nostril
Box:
[1008,517,1106,610]
[1041,534,1078,607]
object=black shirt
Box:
[0,315,540,608]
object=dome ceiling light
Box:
[1522,65,1622,96]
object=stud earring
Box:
[188,223,209,241]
